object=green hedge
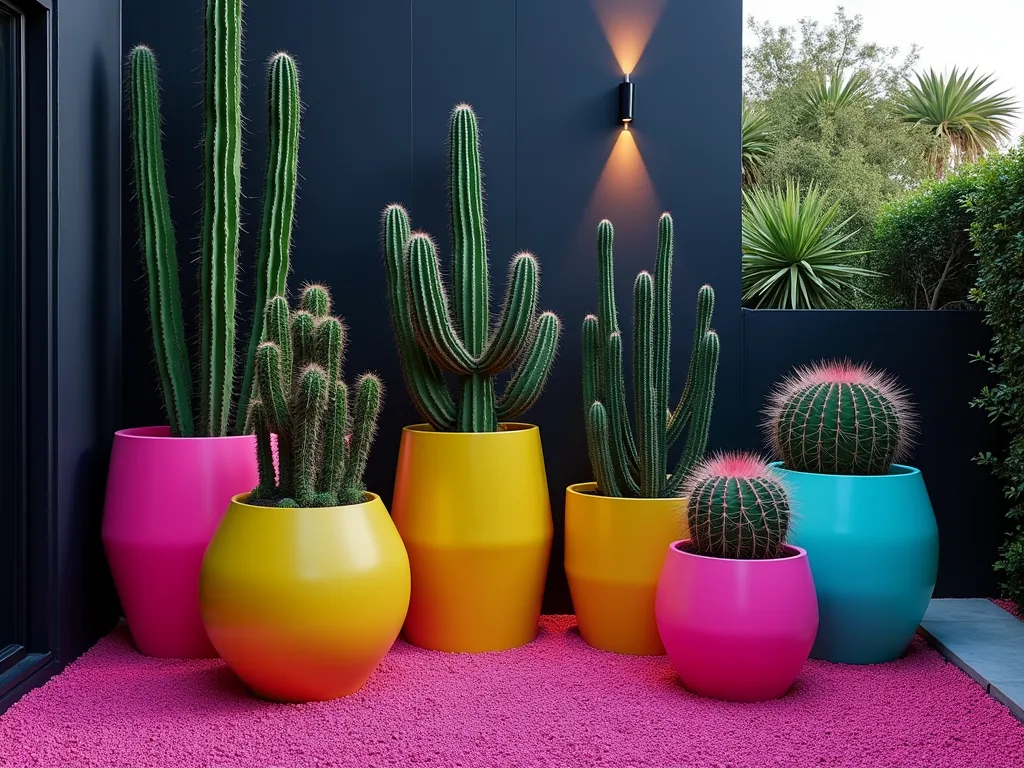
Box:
[870,168,981,310]
[968,144,1024,609]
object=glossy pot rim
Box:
[401,422,538,437]
[229,491,382,510]
[114,426,256,443]
[770,461,921,480]
[668,539,808,563]
[566,481,687,507]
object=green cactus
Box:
[382,104,561,433]
[685,453,792,560]
[583,215,720,499]
[248,286,383,508]
[127,0,300,437]
[766,360,916,475]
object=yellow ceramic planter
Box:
[392,423,553,652]
[199,493,410,702]
[564,482,687,655]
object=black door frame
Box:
[0,0,59,708]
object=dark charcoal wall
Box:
[54,0,122,663]
[740,310,1006,598]
[120,0,743,612]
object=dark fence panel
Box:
[740,309,1006,598]
[120,0,743,613]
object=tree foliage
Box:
[967,143,1024,611]
[744,8,936,254]
[870,167,981,309]
[899,68,1019,178]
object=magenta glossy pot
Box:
[102,427,260,658]
[655,540,818,702]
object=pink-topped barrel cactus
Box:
[766,360,917,475]
[686,452,791,559]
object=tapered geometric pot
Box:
[101,427,260,658]
[655,541,818,702]
[392,424,553,652]
[774,463,939,664]
[564,483,685,655]
[200,493,410,702]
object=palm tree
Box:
[742,99,775,186]
[899,67,1019,178]
[803,69,871,120]
[742,181,880,309]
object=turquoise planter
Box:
[772,463,938,664]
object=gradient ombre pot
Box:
[200,493,411,702]
[774,463,939,664]
[564,483,685,655]
[392,423,553,652]
[101,427,260,658]
[655,540,818,702]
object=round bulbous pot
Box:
[200,492,410,702]
[655,540,818,702]
[564,483,685,655]
[773,462,939,664]
[392,423,553,652]
[102,426,261,658]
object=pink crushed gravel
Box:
[1,616,1023,768]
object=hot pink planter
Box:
[655,540,818,702]
[102,427,260,658]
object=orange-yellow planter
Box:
[199,493,410,702]
[564,482,687,655]
[392,423,553,652]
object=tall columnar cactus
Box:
[382,104,561,432]
[766,360,917,475]
[685,452,792,560]
[582,215,720,499]
[127,0,300,437]
[249,285,383,508]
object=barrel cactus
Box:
[767,360,916,475]
[382,104,561,432]
[127,0,301,437]
[685,452,792,560]
[248,285,383,508]
[583,215,720,498]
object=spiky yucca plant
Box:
[803,69,871,120]
[899,67,1020,178]
[741,100,775,186]
[685,453,792,560]
[742,181,879,309]
[382,104,561,432]
[766,360,917,476]
[248,286,382,508]
[128,0,301,437]
[583,215,720,499]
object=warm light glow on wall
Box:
[583,128,660,241]
[592,0,667,75]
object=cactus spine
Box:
[583,215,720,499]
[766,360,916,475]
[382,104,561,432]
[685,453,792,560]
[127,0,300,437]
[249,286,383,508]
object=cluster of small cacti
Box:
[128,0,300,437]
[248,285,383,508]
[684,452,792,560]
[766,360,916,475]
[382,104,562,433]
[583,215,720,499]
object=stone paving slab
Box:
[919,598,1024,722]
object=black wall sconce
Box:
[618,74,635,127]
